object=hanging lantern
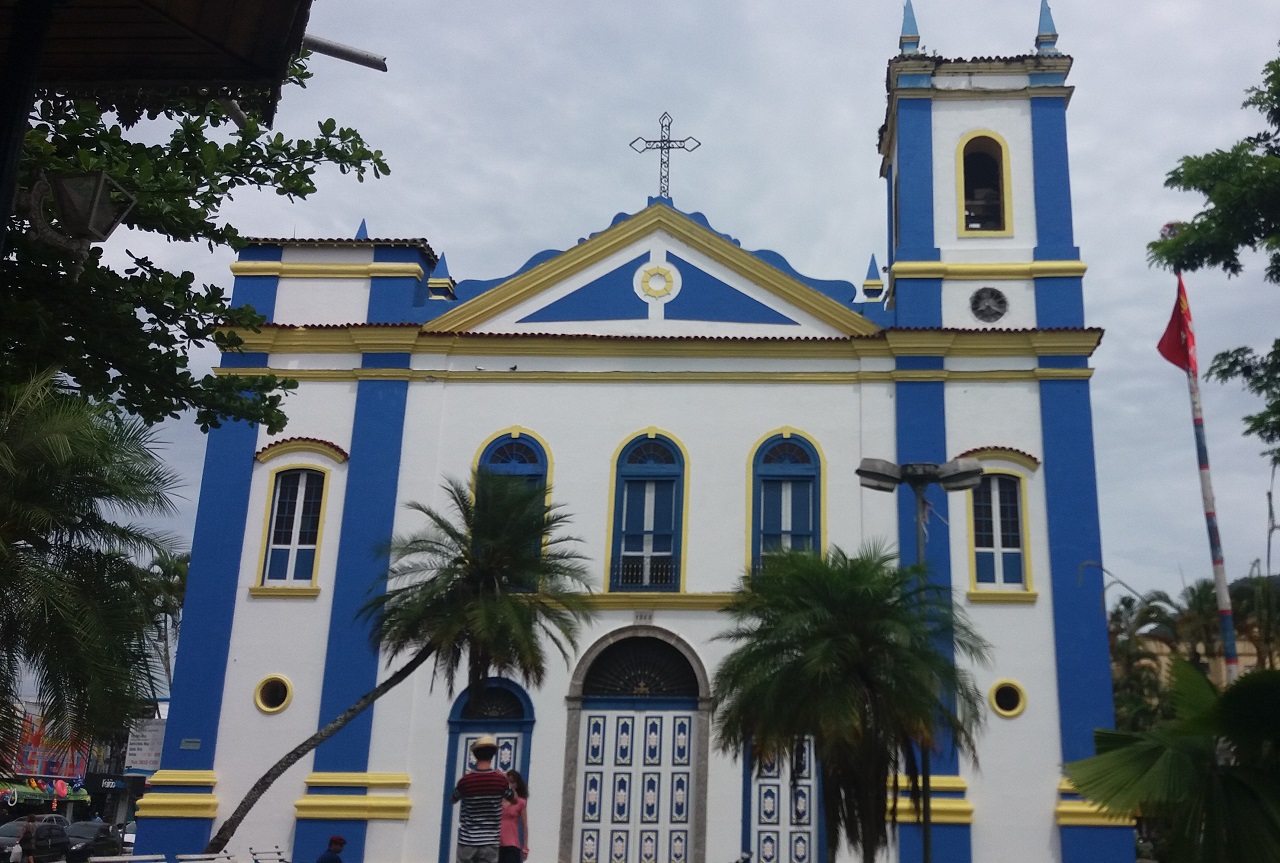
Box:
[50,800,56,811]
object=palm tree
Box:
[712,544,989,863]
[204,469,595,853]
[139,551,189,697]
[1065,659,1280,863]
[1107,593,1175,732]
[0,370,178,762]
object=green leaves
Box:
[711,544,989,863]
[1,60,389,432]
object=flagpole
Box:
[1183,361,1241,683]
[1161,270,1241,683]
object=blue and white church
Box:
[138,5,1133,862]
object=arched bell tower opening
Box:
[559,626,710,863]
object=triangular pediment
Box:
[424,203,879,339]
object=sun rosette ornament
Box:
[633,259,682,305]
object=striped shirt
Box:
[452,769,513,846]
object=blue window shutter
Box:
[975,551,997,583]
[791,480,813,535]
[266,548,291,581]
[293,548,317,580]
[652,480,675,553]
[1001,551,1024,584]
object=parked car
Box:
[0,821,71,863]
[121,821,136,854]
[66,821,122,863]
[5,816,68,828]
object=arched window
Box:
[960,134,1009,233]
[752,435,820,565]
[611,435,684,592]
[972,472,1027,589]
[262,468,325,583]
[582,637,700,700]
[481,433,548,488]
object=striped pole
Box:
[1183,363,1240,682]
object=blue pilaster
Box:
[368,245,434,323]
[1039,377,1113,764]
[1060,825,1135,862]
[136,370,264,854]
[896,823,973,863]
[232,244,282,322]
[894,366,960,777]
[1030,97,1079,262]
[893,98,940,264]
[1034,275,1085,328]
[291,355,410,863]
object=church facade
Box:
[137,5,1134,862]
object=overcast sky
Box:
[119,0,1280,601]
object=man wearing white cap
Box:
[451,735,514,863]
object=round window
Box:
[254,675,293,714]
[989,680,1026,718]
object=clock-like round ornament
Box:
[970,287,1008,323]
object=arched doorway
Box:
[437,679,534,863]
[560,627,710,863]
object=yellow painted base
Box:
[294,794,412,820]
[1055,799,1133,827]
[890,796,974,824]
[147,770,217,787]
[135,792,218,818]
[305,772,411,788]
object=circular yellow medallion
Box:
[639,265,674,298]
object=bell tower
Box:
[879,0,1085,331]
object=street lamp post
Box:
[855,456,983,863]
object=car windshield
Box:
[66,824,101,839]
[125,822,136,833]
[0,823,24,837]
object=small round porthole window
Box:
[989,680,1026,718]
[254,675,293,714]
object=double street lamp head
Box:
[856,457,984,493]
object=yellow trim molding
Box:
[253,674,294,714]
[1054,799,1133,827]
[294,794,412,820]
[423,202,880,336]
[230,261,424,280]
[956,129,1015,238]
[305,772,411,788]
[227,326,1101,360]
[249,585,322,598]
[988,679,1028,718]
[216,367,1095,386]
[967,590,1038,604]
[135,792,218,818]
[256,439,349,464]
[147,770,217,787]
[890,797,974,824]
[891,775,967,792]
[890,260,1087,280]
[588,593,733,611]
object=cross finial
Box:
[630,112,700,199]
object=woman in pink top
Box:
[499,769,529,863]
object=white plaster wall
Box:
[213,451,351,857]
[273,277,372,326]
[274,246,374,326]
[256,382,360,455]
[931,99,1037,255]
[945,380,1064,863]
[940,277,1037,330]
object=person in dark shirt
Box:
[451,735,515,863]
[315,835,345,863]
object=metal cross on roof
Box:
[630,112,700,199]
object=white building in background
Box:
[137,4,1133,861]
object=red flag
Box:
[1157,275,1198,376]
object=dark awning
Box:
[0,0,314,123]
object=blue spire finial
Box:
[355,219,369,240]
[1035,0,1060,55]
[900,0,921,55]
[862,254,885,301]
